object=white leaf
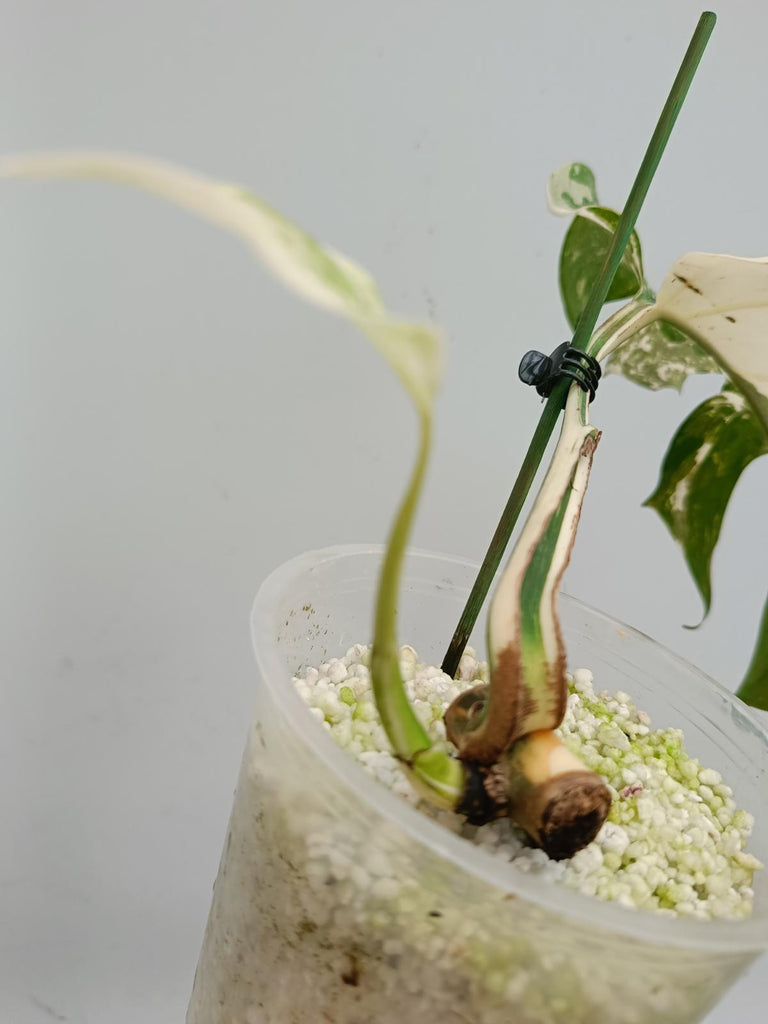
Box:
[654,253,768,432]
[0,149,455,798]
[0,151,441,415]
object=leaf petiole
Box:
[442,11,716,676]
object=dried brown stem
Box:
[451,694,610,859]
[500,730,611,860]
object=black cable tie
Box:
[518,343,602,403]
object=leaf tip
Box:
[683,591,711,631]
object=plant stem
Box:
[370,407,467,806]
[736,590,768,711]
[372,412,434,759]
[442,11,717,677]
[441,380,568,677]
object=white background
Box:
[1,1,766,1020]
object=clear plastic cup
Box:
[187,545,768,1024]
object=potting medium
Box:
[294,644,761,920]
[187,547,768,1024]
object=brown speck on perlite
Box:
[341,954,360,986]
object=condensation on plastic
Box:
[187,546,768,1024]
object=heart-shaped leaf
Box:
[547,162,598,215]
[645,385,768,620]
[560,207,644,329]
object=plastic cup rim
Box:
[250,543,768,953]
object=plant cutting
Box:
[3,9,768,1024]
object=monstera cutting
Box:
[5,142,767,858]
[7,15,768,1024]
[2,18,765,866]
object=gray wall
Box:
[1,1,766,1020]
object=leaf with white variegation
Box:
[560,206,644,329]
[0,150,465,803]
[547,162,599,215]
[0,153,441,415]
[634,251,768,705]
[549,163,721,392]
[605,318,720,391]
[653,253,768,434]
[645,384,768,620]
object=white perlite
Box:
[293,644,762,920]
[188,642,764,1024]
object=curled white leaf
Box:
[654,253,768,432]
[0,148,456,798]
[0,151,442,415]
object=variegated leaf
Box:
[560,207,644,329]
[0,152,441,416]
[645,385,768,619]
[605,318,720,391]
[547,162,598,216]
[654,253,768,434]
[0,150,464,800]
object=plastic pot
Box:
[187,545,768,1024]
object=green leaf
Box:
[645,385,768,619]
[560,207,644,329]
[547,162,598,215]
[605,317,720,391]
[653,253,768,436]
[736,591,768,711]
[0,150,463,804]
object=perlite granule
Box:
[293,643,762,920]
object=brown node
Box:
[444,684,488,748]
[510,770,611,861]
